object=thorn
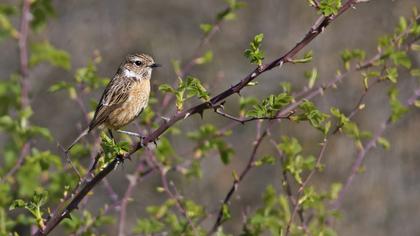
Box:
[184,112,191,119]
[161,116,170,122]
[199,110,204,119]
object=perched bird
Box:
[66,53,160,152]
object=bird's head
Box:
[120,53,160,79]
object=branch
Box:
[210,122,268,233]
[147,151,199,234]
[1,142,30,182]
[2,0,32,183]
[19,0,30,107]
[331,88,420,210]
[34,1,360,235]
[213,105,294,124]
[269,139,311,235]
[117,161,148,236]
[284,139,329,236]
[160,6,229,109]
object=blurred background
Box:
[1,0,420,235]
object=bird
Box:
[65,53,160,152]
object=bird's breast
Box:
[105,79,150,129]
[129,79,151,115]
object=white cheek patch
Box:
[123,68,139,78]
[142,69,151,78]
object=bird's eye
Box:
[134,60,142,66]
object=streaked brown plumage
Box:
[66,53,159,152]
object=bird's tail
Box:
[65,128,89,153]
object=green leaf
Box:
[329,183,342,200]
[388,87,409,123]
[410,68,420,78]
[414,100,420,108]
[195,50,213,65]
[184,200,205,219]
[30,0,55,31]
[385,67,398,83]
[217,141,234,164]
[200,23,213,34]
[155,137,176,166]
[244,33,265,65]
[30,42,71,70]
[396,16,408,34]
[132,218,165,234]
[291,50,313,64]
[239,96,258,114]
[254,155,276,167]
[390,51,411,69]
[9,200,25,210]
[75,62,108,90]
[377,137,390,150]
[158,83,176,94]
[304,68,318,88]
[341,49,366,70]
[247,93,292,118]
[0,4,18,40]
[187,124,234,164]
[216,0,246,21]
[174,76,210,110]
[319,0,342,16]
[9,189,48,229]
[221,204,231,222]
[295,100,329,133]
[278,136,302,157]
[48,81,72,92]
[183,76,210,101]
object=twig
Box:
[284,139,328,236]
[331,88,420,210]
[210,123,268,233]
[1,142,30,182]
[118,162,147,236]
[269,139,311,235]
[160,6,228,110]
[213,106,294,124]
[18,0,30,107]
[147,151,198,234]
[2,0,32,183]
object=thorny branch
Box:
[33,1,365,235]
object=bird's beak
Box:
[150,63,161,68]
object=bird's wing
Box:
[89,75,134,131]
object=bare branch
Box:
[210,123,268,233]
